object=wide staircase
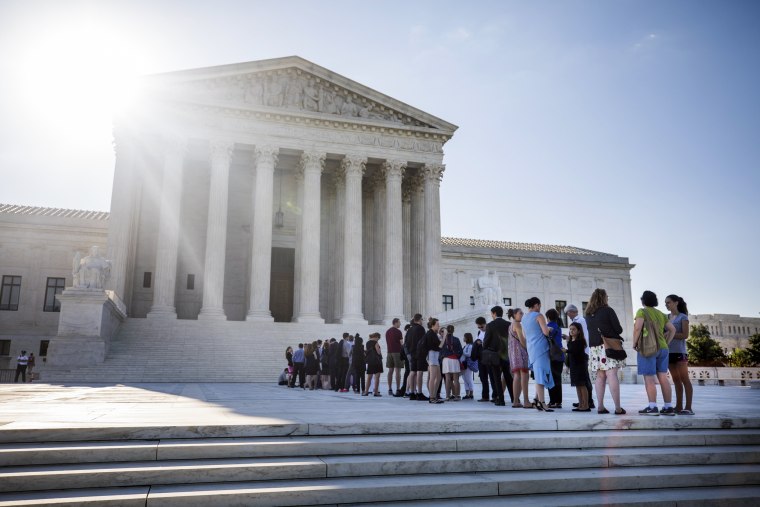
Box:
[1,417,759,506]
[42,319,388,383]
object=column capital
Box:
[341,154,367,176]
[209,139,235,159]
[300,151,326,173]
[422,163,445,183]
[255,145,279,166]
[382,159,406,181]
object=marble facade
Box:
[110,56,455,326]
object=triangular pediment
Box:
[145,56,458,136]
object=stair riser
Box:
[3,449,758,493]
[6,431,760,466]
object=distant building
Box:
[690,314,760,354]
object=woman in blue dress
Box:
[522,297,555,412]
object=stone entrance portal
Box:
[270,247,294,322]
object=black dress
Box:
[567,339,590,387]
[304,352,319,376]
[366,341,384,375]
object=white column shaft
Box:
[423,164,444,317]
[372,174,386,324]
[106,131,136,301]
[199,140,234,320]
[402,189,412,321]
[246,145,278,321]
[383,160,405,325]
[294,151,325,323]
[410,176,426,316]
[292,172,304,318]
[148,138,186,318]
[340,155,367,324]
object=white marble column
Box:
[372,172,386,324]
[383,159,406,325]
[292,171,304,319]
[246,145,278,322]
[294,151,326,323]
[106,128,137,302]
[402,183,412,321]
[362,185,374,321]
[199,140,234,320]
[410,172,426,317]
[148,136,187,319]
[423,163,444,317]
[332,172,346,322]
[339,155,367,325]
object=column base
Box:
[246,310,274,322]
[339,315,368,326]
[198,308,228,321]
[293,314,325,324]
[147,306,177,320]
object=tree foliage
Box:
[686,324,726,366]
[748,333,760,366]
[726,348,754,367]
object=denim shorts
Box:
[638,348,669,375]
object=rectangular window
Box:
[502,297,512,307]
[469,296,475,307]
[442,295,454,311]
[0,275,21,311]
[186,274,195,290]
[143,272,152,288]
[555,300,568,327]
[43,277,66,312]
[0,340,10,356]
[39,340,50,357]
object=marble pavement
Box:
[1,383,759,440]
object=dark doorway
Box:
[270,247,295,322]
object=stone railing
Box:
[687,367,760,386]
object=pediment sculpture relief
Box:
[178,68,436,128]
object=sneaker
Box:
[660,407,676,416]
[639,406,659,416]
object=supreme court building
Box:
[111,56,453,326]
[0,57,635,381]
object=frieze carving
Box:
[177,68,436,129]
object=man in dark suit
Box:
[483,306,510,406]
[329,337,342,391]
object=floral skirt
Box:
[589,345,626,372]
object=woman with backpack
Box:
[461,333,477,399]
[633,290,677,416]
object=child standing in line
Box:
[568,322,591,412]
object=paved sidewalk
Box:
[1,382,758,433]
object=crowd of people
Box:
[280,288,695,416]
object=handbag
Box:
[602,335,627,361]
[480,349,500,367]
[467,358,479,372]
[546,334,564,362]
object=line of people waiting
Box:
[281,288,694,416]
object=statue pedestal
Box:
[47,289,127,368]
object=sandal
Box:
[615,408,626,415]
[512,402,523,408]
[678,409,695,415]
[535,400,554,412]
[522,403,535,409]
[597,408,610,414]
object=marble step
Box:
[2,445,758,493]
[0,465,757,506]
[43,464,760,507]
[4,416,760,444]
[4,429,759,466]
[349,485,760,507]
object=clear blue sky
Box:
[1,0,758,317]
